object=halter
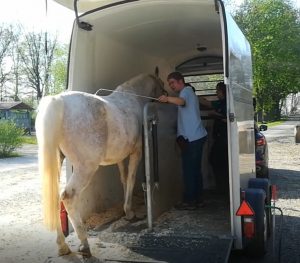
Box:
[94,88,160,101]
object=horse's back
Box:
[58,91,142,165]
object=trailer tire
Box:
[258,165,269,179]
[248,178,272,237]
[244,188,267,257]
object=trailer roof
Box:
[53,0,217,13]
[68,0,223,73]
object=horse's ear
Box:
[154,66,159,78]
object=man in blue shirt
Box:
[159,72,207,209]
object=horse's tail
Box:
[35,95,64,231]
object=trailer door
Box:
[218,1,256,250]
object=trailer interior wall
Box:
[66,0,224,220]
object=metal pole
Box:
[143,103,153,230]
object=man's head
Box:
[216,82,226,100]
[167,72,185,92]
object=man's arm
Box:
[158,95,185,106]
[199,97,212,108]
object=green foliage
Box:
[234,0,300,120]
[0,120,23,157]
[21,135,37,145]
[258,120,283,127]
[50,44,68,95]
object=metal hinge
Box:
[229,113,235,122]
[74,0,93,31]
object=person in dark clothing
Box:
[199,82,229,194]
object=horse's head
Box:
[147,74,168,100]
[121,73,168,102]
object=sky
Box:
[0,0,74,43]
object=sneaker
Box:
[174,202,197,211]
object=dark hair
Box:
[167,71,185,82]
[216,82,226,97]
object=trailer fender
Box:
[248,178,270,198]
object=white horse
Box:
[35,73,166,257]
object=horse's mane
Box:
[117,74,153,91]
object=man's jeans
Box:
[181,136,207,203]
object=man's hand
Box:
[159,95,185,106]
[158,95,168,103]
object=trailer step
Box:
[105,259,167,263]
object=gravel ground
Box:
[0,128,299,263]
[266,136,300,263]
[230,132,300,263]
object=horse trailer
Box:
[51,0,274,262]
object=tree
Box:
[18,31,58,100]
[50,44,68,94]
[9,24,24,101]
[0,24,15,101]
[0,120,23,157]
[235,0,300,120]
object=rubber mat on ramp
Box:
[103,234,233,263]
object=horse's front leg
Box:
[124,148,142,220]
[61,165,97,257]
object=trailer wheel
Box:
[248,178,272,237]
[244,188,267,257]
[260,166,269,179]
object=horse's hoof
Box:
[58,244,72,256]
[78,245,92,258]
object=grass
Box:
[258,120,284,128]
[0,152,20,159]
[21,135,37,144]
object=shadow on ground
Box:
[269,168,300,200]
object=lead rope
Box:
[95,88,159,101]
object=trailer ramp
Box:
[45,194,233,263]
[96,196,233,263]
[102,234,233,263]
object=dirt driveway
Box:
[0,144,61,263]
[0,122,299,263]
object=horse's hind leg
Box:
[124,148,142,220]
[61,165,97,257]
[56,218,71,256]
[117,161,127,200]
[55,152,71,256]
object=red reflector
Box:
[60,201,69,237]
[271,185,278,200]
[236,200,255,216]
[244,217,255,238]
